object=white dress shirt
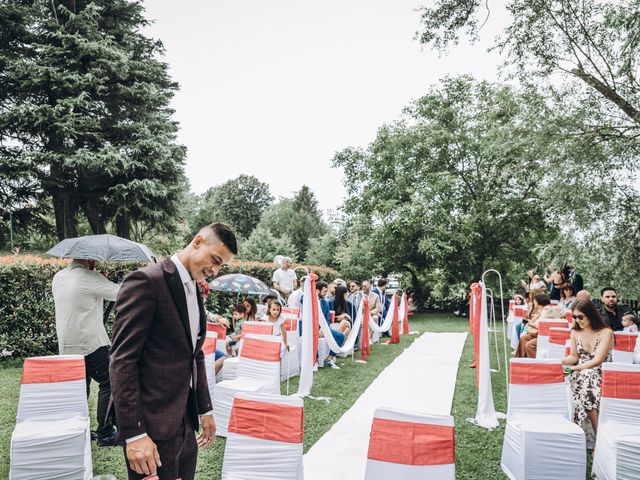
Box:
[52,261,120,356]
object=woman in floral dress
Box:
[562,299,613,444]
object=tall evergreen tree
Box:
[0,0,186,240]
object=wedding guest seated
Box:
[512,294,527,339]
[561,283,577,309]
[242,297,258,321]
[597,287,631,331]
[622,311,639,333]
[226,304,247,356]
[262,299,289,351]
[329,285,356,337]
[562,299,614,445]
[515,293,550,358]
[316,281,345,369]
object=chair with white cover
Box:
[221,392,304,479]
[222,322,274,381]
[510,306,528,349]
[10,355,92,480]
[536,319,569,359]
[592,363,640,480]
[317,337,330,367]
[547,327,571,360]
[612,332,638,364]
[364,407,455,480]
[281,318,300,381]
[501,358,585,480]
[203,332,217,398]
[214,334,282,437]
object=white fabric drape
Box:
[296,277,315,397]
[471,282,499,429]
[367,295,396,334]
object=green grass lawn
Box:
[0,313,526,479]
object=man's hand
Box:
[216,316,230,328]
[126,436,161,476]
[197,415,216,448]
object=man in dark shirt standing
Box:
[598,287,630,331]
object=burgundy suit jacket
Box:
[109,258,212,442]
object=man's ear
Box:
[192,234,205,248]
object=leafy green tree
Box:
[306,232,339,268]
[191,175,273,239]
[290,186,327,260]
[334,77,578,297]
[238,225,297,263]
[417,0,640,138]
[0,0,186,240]
[256,186,328,261]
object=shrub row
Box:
[0,255,339,360]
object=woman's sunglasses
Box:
[573,314,586,320]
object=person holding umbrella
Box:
[52,257,120,446]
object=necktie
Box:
[185,281,200,351]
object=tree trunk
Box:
[115,213,130,239]
[82,198,106,234]
[403,265,425,310]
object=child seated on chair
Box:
[226,303,247,355]
[263,298,289,351]
[622,312,639,333]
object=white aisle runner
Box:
[303,331,468,479]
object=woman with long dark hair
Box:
[242,297,258,321]
[562,299,613,443]
[331,285,356,337]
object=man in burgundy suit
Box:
[110,223,237,479]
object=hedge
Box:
[0,255,340,360]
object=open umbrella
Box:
[209,273,272,296]
[47,234,157,263]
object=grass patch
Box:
[1,313,590,479]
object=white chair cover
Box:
[281,318,300,381]
[510,306,528,349]
[535,319,569,359]
[317,338,330,367]
[221,392,304,479]
[364,407,455,480]
[203,332,217,398]
[223,357,239,381]
[214,335,282,437]
[501,358,585,480]
[10,355,92,480]
[547,327,571,360]
[612,332,638,364]
[592,363,640,480]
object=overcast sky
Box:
[142,1,509,215]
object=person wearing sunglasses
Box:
[562,299,614,446]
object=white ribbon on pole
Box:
[367,294,397,333]
[296,275,315,397]
[468,281,499,429]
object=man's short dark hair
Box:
[316,281,328,291]
[377,278,387,287]
[600,287,617,296]
[204,223,238,255]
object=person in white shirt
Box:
[52,258,120,446]
[272,256,297,299]
[287,276,306,309]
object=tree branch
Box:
[571,66,640,124]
